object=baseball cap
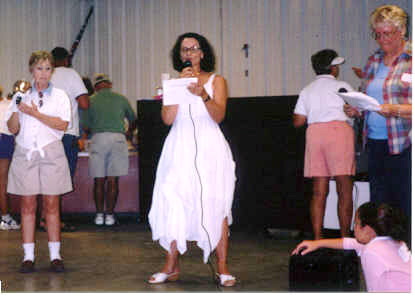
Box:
[329,56,345,67]
[311,49,345,73]
[93,73,112,86]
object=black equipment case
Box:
[289,248,361,291]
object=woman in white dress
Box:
[148,32,236,287]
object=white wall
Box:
[0,0,411,109]
[222,0,412,96]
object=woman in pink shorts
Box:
[293,49,355,239]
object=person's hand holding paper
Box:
[163,77,199,105]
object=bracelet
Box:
[203,95,211,102]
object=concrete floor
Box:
[0,216,363,292]
[0,217,364,292]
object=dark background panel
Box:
[137,100,170,223]
[137,97,312,232]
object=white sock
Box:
[48,241,62,261]
[2,214,11,222]
[22,243,35,262]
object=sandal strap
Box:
[150,272,169,282]
[218,274,236,284]
[149,272,179,284]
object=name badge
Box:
[401,73,412,83]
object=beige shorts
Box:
[304,121,355,177]
[88,132,129,178]
[8,141,73,196]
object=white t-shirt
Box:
[50,67,88,137]
[7,86,71,160]
[0,98,13,135]
[294,74,354,124]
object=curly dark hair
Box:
[171,32,215,73]
[358,202,408,243]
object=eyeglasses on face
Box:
[180,46,201,54]
[371,30,399,40]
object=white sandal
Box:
[217,274,236,287]
[148,272,179,284]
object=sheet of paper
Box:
[338,91,381,111]
[162,78,199,105]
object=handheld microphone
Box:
[14,92,23,105]
[181,60,192,71]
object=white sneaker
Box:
[94,213,104,226]
[105,214,115,226]
[0,218,21,230]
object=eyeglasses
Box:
[180,46,201,54]
[39,91,43,108]
[371,30,399,40]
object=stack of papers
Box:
[337,91,381,111]
[162,78,198,105]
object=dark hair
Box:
[51,47,69,61]
[171,32,215,72]
[358,202,408,242]
[311,49,338,75]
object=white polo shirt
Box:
[7,84,71,160]
[50,67,88,137]
[294,74,354,124]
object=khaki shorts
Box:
[88,133,129,178]
[304,121,355,177]
[8,141,73,195]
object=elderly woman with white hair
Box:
[344,5,412,218]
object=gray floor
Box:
[0,217,305,293]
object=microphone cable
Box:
[188,104,222,291]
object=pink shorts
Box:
[304,121,355,177]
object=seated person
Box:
[292,202,411,292]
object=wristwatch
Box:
[203,95,211,102]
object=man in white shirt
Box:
[48,47,89,232]
[51,47,89,177]
[293,49,356,240]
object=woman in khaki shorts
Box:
[293,49,355,240]
[6,51,72,273]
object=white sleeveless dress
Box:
[148,74,236,263]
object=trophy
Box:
[12,80,31,105]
